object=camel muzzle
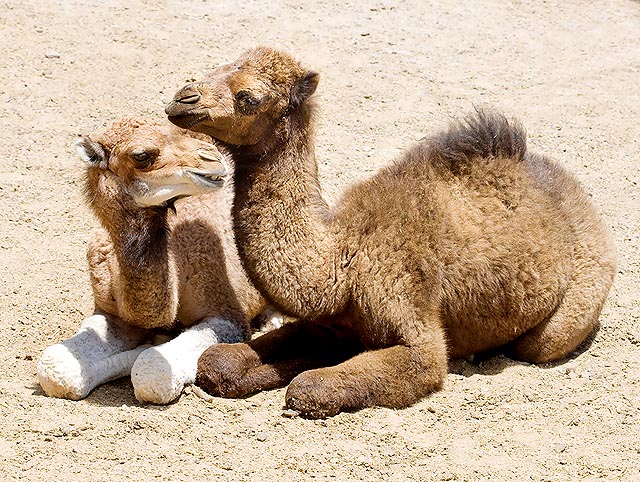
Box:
[174,93,201,104]
[172,83,202,104]
[165,84,206,126]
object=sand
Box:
[1,1,638,480]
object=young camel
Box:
[165,47,617,418]
[37,118,280,404]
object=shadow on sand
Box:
[30,377,175,410]
[449,324,600,377]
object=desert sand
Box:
[1,1,638,480]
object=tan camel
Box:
[165,47,617,418]
[37,118,281,404]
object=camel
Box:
[165,47,617,418]
[37,117,282,404]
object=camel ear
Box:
[289,70,319,111]
[75,137,108,168]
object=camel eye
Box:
[235,90,258,104]
[235,90,261,114]
[133,152,149,162]
[131,148,157,167]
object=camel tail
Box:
[429,108,527,166]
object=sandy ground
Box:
[1,1,639,480]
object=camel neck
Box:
[231,108,344,318]
[109,206,169,271]
[85,172,177,328]
[86,177,169,269]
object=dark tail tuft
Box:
[429,108,527,168]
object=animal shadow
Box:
[450,323,600,378]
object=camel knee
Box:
[37,343,92,400]
[132,346,187,405]
[196,343,261,397]
[508,315,600,364]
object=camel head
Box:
[76,118,229,208]
[165,46,319,146]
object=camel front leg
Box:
[131,316,245,405]
[37,313,149,400]
[285,331,448,419]
[196,319,363,398]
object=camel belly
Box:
[440,244,573,358]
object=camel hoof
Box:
[285,370,343,419]
[131,347,188,405]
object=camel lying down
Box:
[37,118,281,404]
[163,47,616,418]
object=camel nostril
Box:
[176,93,201,104]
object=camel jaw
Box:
[166,113,206,130]
[165,102,209,130]
[131,165,227,208]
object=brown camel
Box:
[165,47,617,418]
[38,118,281,404]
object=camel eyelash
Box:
[235,90,259,105]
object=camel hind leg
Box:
[508,248,616,364]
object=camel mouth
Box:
[165,102,209,130]
[167,113,207,130]
[185,169,226,189]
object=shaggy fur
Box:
[37,118,280,404]
[166,47,617,418]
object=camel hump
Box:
[429,108,527,167]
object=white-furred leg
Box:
[37,313,148,400]
[131,317,244,405]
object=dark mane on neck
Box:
[120,207,169,271]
